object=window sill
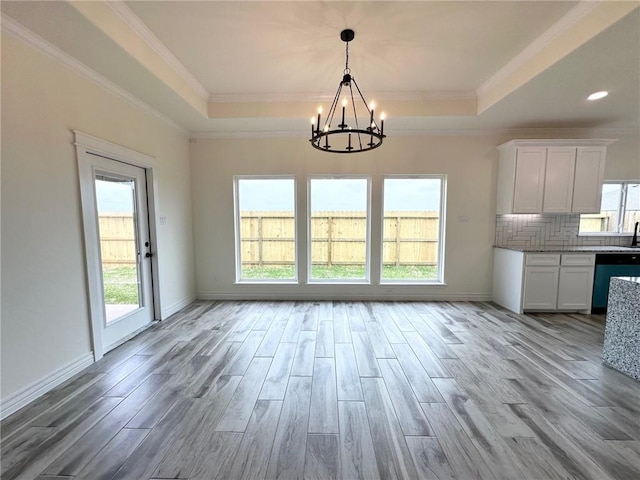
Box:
[235,279,299,285]
[379,280,447,286]
[307,280,371,285]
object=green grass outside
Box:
[103,264,438,302]
[241,264,437,280]
[102,265,139,304]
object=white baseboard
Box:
[161,295,196,319]
[0,352,95,420]
[197,292,492,302]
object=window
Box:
[234,177,296,281]
[309,177,370,281]
[580,182,640,234]
[381,176,446,282]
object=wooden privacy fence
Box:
[240,211,440,268]
[97,211,441,267]
[98,214,137,265]
[579,211,639,233]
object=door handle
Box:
[145,252,154,258]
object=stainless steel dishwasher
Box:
[592,252,640,313]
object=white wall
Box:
[604,132,640,180]
[190,135,499,301]
[1,33,195,403]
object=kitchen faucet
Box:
[632,221,639,247]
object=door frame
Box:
[75,130,161,360]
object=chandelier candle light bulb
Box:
[309,29,386,153]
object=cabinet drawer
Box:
[526,254,560,266]
[561,254,595,266]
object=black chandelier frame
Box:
[310,29,385,154]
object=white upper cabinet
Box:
[543,147,576,213]
[496,144,546,214]
[572,147,607,213]
[496,139,614,215]
[512,147,547,213]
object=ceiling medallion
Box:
[310,29,386,154]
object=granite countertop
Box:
[602,276,640,381]
[493,246,639,253]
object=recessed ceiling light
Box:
[587,91,608,101]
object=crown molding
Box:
[477,1,602,97]
[1,13,188,135]
[106,1,209,101]
[190,126,638,140]
[208,90,477,104]
[190,130,307,139]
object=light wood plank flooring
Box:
[2,300,640,479]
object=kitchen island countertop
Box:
[602,276,640,381]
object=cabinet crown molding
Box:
[497,139,617,150]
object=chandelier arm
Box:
[351,77,377,133]
[326,82,343,131]
[347,83,363,150]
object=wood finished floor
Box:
[2,301,640,480]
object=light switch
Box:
[159,215,167,225]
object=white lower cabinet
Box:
[557,267,595,310]
[523,266,559,310]
[493,249,595,313]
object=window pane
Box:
[579,183,622,233]
[309,178,368,280]
[95,176,141,323]
[623,183,639,233]
[236,178,295,280]
[382,178,442,281]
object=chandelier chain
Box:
[344,42,351,75]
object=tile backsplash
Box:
[495,214,628,248]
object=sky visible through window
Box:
[96,179,135,213]
[99,177,443,212]
[236,178,440,211]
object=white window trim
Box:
[233,175,298,283]
[579,180,640,236]
[379,175,447,285]
[307,175,372,284]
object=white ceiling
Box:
[126,1,576,95]
[2,1,639,135]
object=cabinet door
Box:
[543,147,576,213]
[557,266,595,310]
[572,147,606,213]
[513,147,546,213]
[523,266,559,310]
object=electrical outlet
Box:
[159,215,167,225]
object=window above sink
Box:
[579,181,639,235]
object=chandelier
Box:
[310,29,386,153]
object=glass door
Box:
[92,159,154,351]
[95,173,143,323]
